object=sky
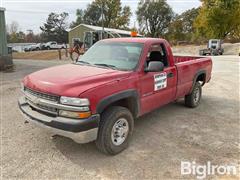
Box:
[1,0,201,33]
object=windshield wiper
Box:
[77,61,90,64]
[94,63,117,69]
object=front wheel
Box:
[185,82,202,108]
[96,106,134,155]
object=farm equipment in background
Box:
[199,39,224,56]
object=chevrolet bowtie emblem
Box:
[33,98,40,104]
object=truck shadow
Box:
[52,95,238,172]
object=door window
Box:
[147,44,169,67]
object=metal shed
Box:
[68,24,142,48]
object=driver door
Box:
[139,43,177,115]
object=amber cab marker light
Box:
[131,31,137,37]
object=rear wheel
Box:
[96,106,134,155]
[185,82,202,108]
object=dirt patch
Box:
[13,50,70,60]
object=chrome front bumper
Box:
[18,96,100,143]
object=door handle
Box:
[167,72,174,78]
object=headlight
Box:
[60,96,90,106]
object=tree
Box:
[7,21,26,43]
[194,0,240,40]
[136,0,174,37]
[21,30,41,43]
[70,0,132,29]
[178,8,199,35]
[8,21,19,34]
[70,9,84,28]
[82,2,102,26]
[166,17,185,43]
[167,8,199,43]
[40,12,69,43]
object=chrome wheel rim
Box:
[193,87,200,103]
[111,118,129,146]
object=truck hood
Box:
[23,64,131,97]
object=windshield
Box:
[77,41,143,71]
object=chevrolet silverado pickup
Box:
[19,38,212,155]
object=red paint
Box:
[23,38,212,116]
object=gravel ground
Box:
[1,56,239,179]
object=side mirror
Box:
[145,61,164,72]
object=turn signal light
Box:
[59,110,91,119]
[78,111,91,119]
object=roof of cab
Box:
[101,37,165,44]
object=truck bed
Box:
[173,55,212,98]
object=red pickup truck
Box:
[19,38,212,155]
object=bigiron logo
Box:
[181,161,238,179]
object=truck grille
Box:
[25,87,59,102]
[24,87,59,115]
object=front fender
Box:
[96,89,140,116]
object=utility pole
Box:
[0,7,13,70]
[101,1,104,40]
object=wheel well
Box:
[196,73,206,86]
[101,97,138,118]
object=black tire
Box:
[96,106,134,155]
[185,82,202,108]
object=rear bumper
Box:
[18,96,100,143]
